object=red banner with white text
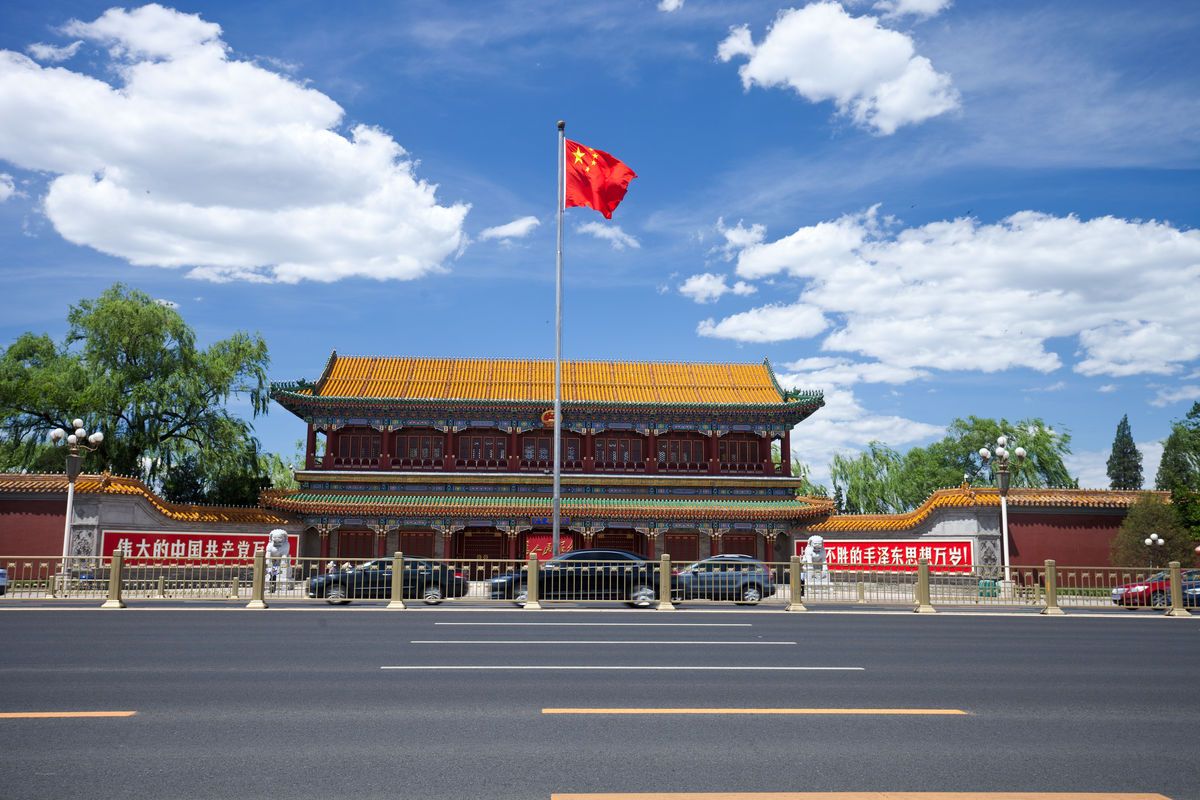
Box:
[797,539,973,573]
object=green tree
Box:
[1154,402,1200,542]
[830,416,1076,514]
[1106,414,1143,490]
[1155,402,1200,493]
[1110,492,1193,567]
[831,442,906,514]
[0,284,271,495]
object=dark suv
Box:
[489,549,674,607]
[675,554,783,605]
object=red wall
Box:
[1008,510,1124,567]
[0,498,66,558]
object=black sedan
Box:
[308,558,469,605]
[489,549,675,607]
[675,554,784,605]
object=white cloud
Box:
[697,301,827,342]
[679,272,756,304]
[779,381,943,486]
[577,221,639,250]
[154,298,178,308]
[658,0,685,11]
[779,357,928,387]
[0,173,13,202]
[1151,385,1200,408]
[0,4,468,283]
[717,2,959,135]
[873,0,952,19]
[479,215,540,241]
[704,207,1200,379]
[26,41,83,63]
[1098,384,1118,393]
[712,217,766,262]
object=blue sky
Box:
[2,0,1198,491]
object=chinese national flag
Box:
[564,139,637,219]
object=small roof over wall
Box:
[0,473,296,525]
[808,484,1159,534]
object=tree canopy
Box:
[1154,401,1200,542]
[1106,414,1143,490]
[831,416,1076,514]
[1110,492,1193,567]
[0,284,272,504]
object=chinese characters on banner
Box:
[524,534,574,560]
[101,531,300,566]
[796,539,973,573]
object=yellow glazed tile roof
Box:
[809,485,1161,533]
[0,473,296,525]
[312,354,787,405]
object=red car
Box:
[1111,569,1200,607]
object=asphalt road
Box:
[0,604,1197,799]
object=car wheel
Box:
[1150,590,1168,607]
[628,584,656,608]
[423,584,444,605]
[739,584,763,605]
[326,585,350,605]
[513,584,528,607]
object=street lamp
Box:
[1143,533,1163,569]
[979,435,1026,583]
[49,419,103,593]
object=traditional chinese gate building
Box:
[262,352,831,567]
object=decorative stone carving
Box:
[802,534,830,584]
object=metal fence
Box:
[0,553,1194,616]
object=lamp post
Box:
[1143,533,1163,570]
[49,419,103,594]
[979,436,1025,583]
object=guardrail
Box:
[0,554,1193,616]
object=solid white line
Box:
[411,640,796,645]
[433,622,753,627]
[381,666,863,671]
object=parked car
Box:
[308,558,469,605]
[1111,569,1200,607]
[489,549,676,607]
[1183,577,1200,608]
[675,554,784,605]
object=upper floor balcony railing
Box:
[310,451,783,476]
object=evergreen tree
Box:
[1106,414,1143,490]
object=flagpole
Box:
[553,120,565,558]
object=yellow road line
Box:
[0,711,137,718]
[551,794,1172,799]
[543,708,967,715]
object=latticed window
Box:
[522,435,579,461]
[596,436,643,462]
[458,434,507,460]
[398,430,443,460]
[338,429,381,459]
[719,436,760,464]
[657,436,705,463]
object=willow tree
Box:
[0,284,271,502]
[831,416,1076,514]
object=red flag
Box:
[563,139,637,219]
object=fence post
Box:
[246,548,268,609]
[656,554,675,610]
[523,555,541,609]
[1040,559,1064,615]
[101,551,126,609]
[1166,560,1191,617]
[914,558,935,613]
[786,555,807,611]
[387,551,407,609]
[228,575,240,600]
[155,575,167,598]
